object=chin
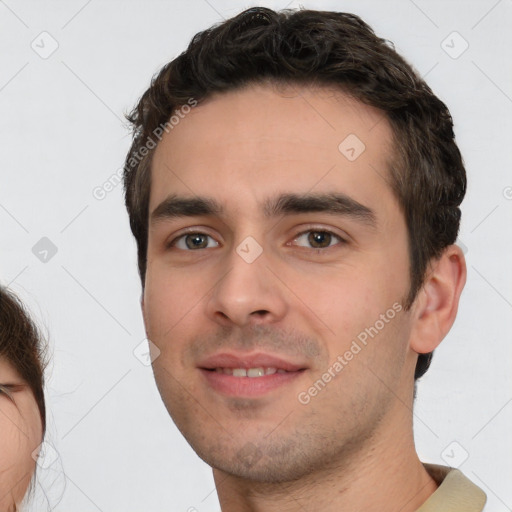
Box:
[194,437,321,484]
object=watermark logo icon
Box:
[32,441,59,469]
[32,237,58,263]
[31,31,59,59]
[236,236,263,264]
[133,338,161,366]
[441,440,469,468]
[338,134,366,161]
[236,442,263,469]
[456,238,468,255]
[441,31,469,59]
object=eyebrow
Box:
[151,192,377,228]
[264,193,377,227]
[152,195,222,221]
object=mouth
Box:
[207,367,293,377]
[198,352,307,397]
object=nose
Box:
[206,244,288,327]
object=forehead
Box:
[150,83,396,218]
[0,357,22,381]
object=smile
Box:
[211,367,289,377]
[198,352,307,397]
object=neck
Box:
[212,402,437,512]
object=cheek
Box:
[145,262,193,326]
[290,264,392,329]
[0,402,40,507]
[143,261,208,357]
[288,258,409,369]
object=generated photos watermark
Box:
[298,301,403,405]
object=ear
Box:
[140,290,148,331]
[409,244,467,355]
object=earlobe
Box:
[409,245,467,355]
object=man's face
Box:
[143,84,419,482]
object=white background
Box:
[1,0,511,510]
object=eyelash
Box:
[167,230,218,250]
[167,228,347,251]
[0,384,15,400]
[291,229,346,250]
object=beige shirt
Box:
[418,464,487,511]
[215,463,487,511]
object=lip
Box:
[198,352,306,372]
[198,352,307,398]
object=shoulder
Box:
[416,463,487,512]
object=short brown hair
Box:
[0,286,47,435]
[123,7,466,379]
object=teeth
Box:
[247,368,265,377]
[213,367,284,377]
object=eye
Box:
[292,230,345,249]
[170,232,219,250]
[0,384,15,401]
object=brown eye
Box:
[185,234,209,249]
[294,230,344,249]
[308,231,333,248]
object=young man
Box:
[123,7,486,511]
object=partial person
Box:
[123,7,486,511]
[0,286,47,512]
